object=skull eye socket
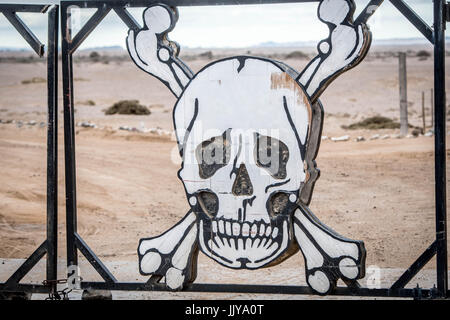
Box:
[268,192,290,217]
[197,191,219,218]
[195,130,231,179]
[255,134,289,180]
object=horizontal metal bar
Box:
[389,0,434,44]
[74,233,118,283]
[61,0,320,9]
[0,284,53,294]
[2,11,45,57]
[391,241,437,290]
[80,281,445,298]
[0,4,50,13]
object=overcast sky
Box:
[0,0,435,49]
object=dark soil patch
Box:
[104,100,151,115]
[21,77,46,85]
[285,51,309,59]
[342,116,400,130]
[342,116,421,131]
[416,50,431,58]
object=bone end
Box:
[338,257,359,280]
[165,267,185,291]
[140,251,162,274]
[308,271,331,295]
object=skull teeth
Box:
[211,218,279,240]
[251,224,257,238]
[218,220,225,234]
[232,222,240,236]
[259,224,265,236]
[225,221,231,235]
[242,223,250,236]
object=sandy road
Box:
[0,124,447,274]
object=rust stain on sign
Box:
[270,72,296,91]
[270,72,313,134]
[271,72,310,105]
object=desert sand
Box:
[0,45,449,298]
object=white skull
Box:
[174,57,312,269]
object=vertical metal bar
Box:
[433,0,448,298]
[61,4,79,272]
[46,5,58,294]
[399,52,409,136]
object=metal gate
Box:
[0,4,59,299]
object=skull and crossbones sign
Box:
[127,0,372,295]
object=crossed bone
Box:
[139,207,365,294]
[129,1,371,295]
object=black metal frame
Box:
[59,0,448,299]
[0,4,59,296]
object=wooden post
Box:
[399,52,408,136]
[422,91,426,134]
[431,88,434,129]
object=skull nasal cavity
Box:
[232,164,254,196]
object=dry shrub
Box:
[198,51,213,60]
[79,100,96,106]
[21,77,46,85]
[342,116,400,130]
[416,50,431,58]
[104,100,151,115]
[285,51,309,59]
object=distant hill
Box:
[0,47,31,52]
[79,45,124,52]
[1,37,450,53]
[256,37,450,48]
[256,41,317,48]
